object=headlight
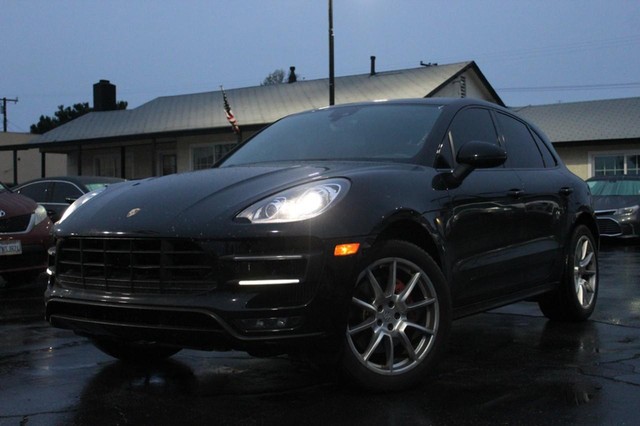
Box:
[57,187,107,224]
[237,178,350,223]
[33,204,48,225]
[616,205,639,216]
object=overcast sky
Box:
[2,0,639,133]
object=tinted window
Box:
[16,182,50,202]
[496,113,544,169]
[51,183,83,203]
[448,108,499,149]
[437,108,499,168]
[531,131,557,168]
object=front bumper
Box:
[595,212,639,238]
[45,235,364,352]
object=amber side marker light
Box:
[334,243,360,256]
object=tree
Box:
[260,69,285,86]
[30,101,128,134]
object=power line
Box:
[497,82,640,93]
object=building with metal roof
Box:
[4,59,639,183]
[515,97,640,178]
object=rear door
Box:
[494,111,566,289]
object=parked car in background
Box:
[0,182,53,285]
[587,175,640,239]
[14,176,125,222]
[45,98,599,391]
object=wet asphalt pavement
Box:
[1,242,639,426]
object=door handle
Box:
[508,189,524,198]
[559,187,574,196]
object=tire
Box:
[91,337,181,363]
[538,225,598,321]
[340,240,451,391]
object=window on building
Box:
[192,143,236,170]
[627,155,640,175]
[593,154,640,176]
[160,153,177,176]
[94,155,120,177]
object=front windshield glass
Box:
[221,103,442,166]
[588,179,640,196]
[0,182,8,193]
[85,183,111,191]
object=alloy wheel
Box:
[573,235,597,309]
[346,257,439,376]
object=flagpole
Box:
[220,85,242,144]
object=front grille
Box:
[56,238,219,294]
[0,214,31,233]
[596,218,622,236]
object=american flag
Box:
[221,86,240,134]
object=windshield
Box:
[0,182,8,193]
[221,103,442,166]
[588,179,640,196]
[85,183,113,191]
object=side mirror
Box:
[433,141,506,189]
[456,140,507,169]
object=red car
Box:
[0,182,53,285]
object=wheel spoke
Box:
[579,251,594,269]
[406,297,436,311]
[399,329,418,361]
[577,281,585,305]
[385,260,397,297]
[399,271,420,303]
[384,334,395,371]
[405,321,435,337]
[362,330,385,362]
[580,239,589,260]
[348,316,377,336]
[352,296,377,313]
[367,269,385,302]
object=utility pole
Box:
[2,97,19,132]
[328,0,335,106]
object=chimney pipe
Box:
[288,66,297,83]
[93,80,116,111]
[370,56,376,76]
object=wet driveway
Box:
[1,242,639,425]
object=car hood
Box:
[0,191,37,216]
[592,195,640,211]
[55,162,426,238]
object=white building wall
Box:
[0,132,66,185]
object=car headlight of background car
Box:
[34,204,48,225]
[57,187,107,224]
[616,205,639,216]
[237,178,350,223]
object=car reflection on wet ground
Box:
[1,242,639,425]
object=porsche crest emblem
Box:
[126,208,141,218]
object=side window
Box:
[437,108,499,168]
[16,182,50,203]
[496,112,545,169]
[531,131,557,168]
[51,183,83,203]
